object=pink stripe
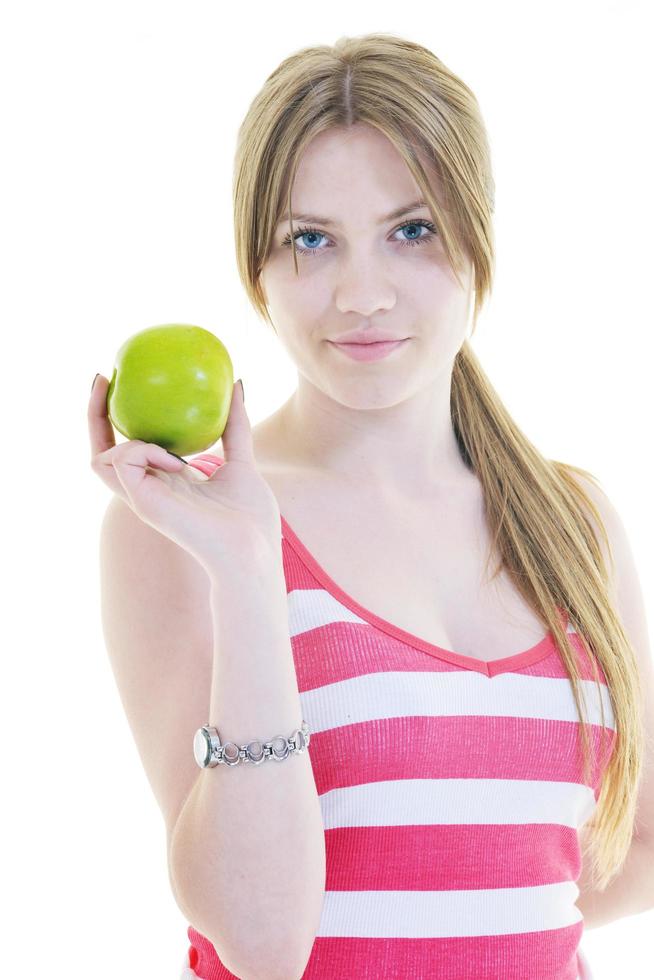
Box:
[309,712,613,797]
[187,460,216,477]
[186,924,584,979]
[179,948,200,978]
[190,453,226,465]
[186,930,236,979]
[323,822,581,891]
[288,615,606,688]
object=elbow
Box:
[231,963,308,980]
[214,940,315,980]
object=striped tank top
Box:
[182,453,616,980]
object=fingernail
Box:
[91,373,99,393]
[238,378,245,403]
[166,450,189,464]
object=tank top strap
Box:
[187,452,225,477]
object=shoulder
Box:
[561,464,645,624]
[565,465,654,844]
[560,462,648,668]
[560,465,626,590]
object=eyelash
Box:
[280,218,438,257]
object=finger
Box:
[109,441,184,512]
[219,378,255,466]
[88,374,116,460]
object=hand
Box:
[88,376,283,573]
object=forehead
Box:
[276,198,432,227]
[277,125,445,227]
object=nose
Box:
[334,255,397,317]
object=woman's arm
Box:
[569,472,654,847]
[168,550,326,980]
[101,496,325,980]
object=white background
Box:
[1,1,652,977]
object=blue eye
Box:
[280,218,438,257]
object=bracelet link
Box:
[195,721,311,769]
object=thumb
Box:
[219,378,255,465]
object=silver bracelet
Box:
[193,720,311,768]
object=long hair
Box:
[231,31,645,892]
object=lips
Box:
[329,338,409,361]
[331,331,407,344]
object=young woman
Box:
[89,33,652,980]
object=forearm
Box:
[170,546,325,980]
[576,837,654,930]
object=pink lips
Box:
[329,339,409,361]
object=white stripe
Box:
[319,775,598,830]
[316,881,582,938]
[288,588,371,632]
[288,587,578,640]
[298,667,616,733]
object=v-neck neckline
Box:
[189,453,568,678]
[279,513,568,679]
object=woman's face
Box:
[259,123,475,410]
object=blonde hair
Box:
[231,31,645,891]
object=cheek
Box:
[409,268,457,317]
[277,277,331,320]
[413,277,472,342]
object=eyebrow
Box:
[276,198,430,227]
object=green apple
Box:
[107,323,234,456]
